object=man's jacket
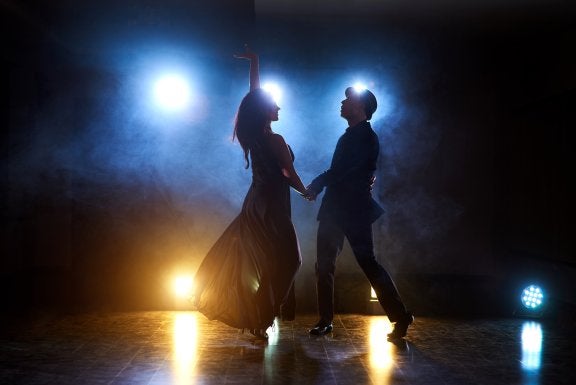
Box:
[309,121,384,224]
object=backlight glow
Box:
[262,82,282,104]
[153,74,192,111]
[173,276,194,299]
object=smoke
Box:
[372,83,469,273]
[5,38,455,266]
[4,12,500,312]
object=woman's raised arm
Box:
[234,45,260,91]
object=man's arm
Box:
[308,133,379,196]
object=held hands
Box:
[302,184,319,201]
[296,185,317,202]
[300,190,315,201]
[234,44,258,61]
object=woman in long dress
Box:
[192,48,308,339]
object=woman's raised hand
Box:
[234,44,258,61]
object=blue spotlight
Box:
[153,74,192,112]
[262,82,282,104]
[521,285,545,310]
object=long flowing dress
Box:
[192,136,302,330]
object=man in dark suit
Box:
[306,86,413,340]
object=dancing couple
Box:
[191,47,413,341]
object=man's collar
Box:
[346,120,370,132]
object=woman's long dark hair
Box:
[233,89,275,168]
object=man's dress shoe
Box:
[309,322,333,336]
[387,313,414,340]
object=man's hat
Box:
[345,87,377,120]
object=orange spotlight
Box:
[173,275,194,299]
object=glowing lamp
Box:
[153,74,191,111]
[370,287,378,302]
[521,285,544,310]
[368,286,384,314]
[173,275,194,299]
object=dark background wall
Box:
[2,0,575,317]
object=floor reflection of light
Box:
[172,312,198,384]
[267,318,279,346]
[521,321,542,371]
[369,317,394,381]
[264,319,280,382]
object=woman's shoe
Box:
[250,328,268,340]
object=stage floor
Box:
[1,311,573,384]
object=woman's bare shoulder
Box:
[265,132,287,147]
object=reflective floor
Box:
[1,311,574,384]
